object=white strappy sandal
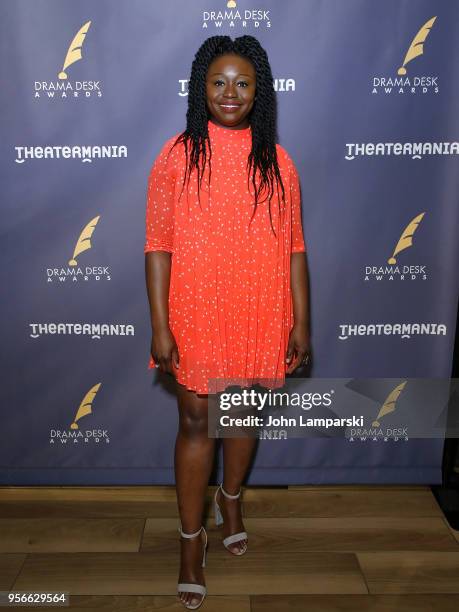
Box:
[214,483,248,555]
[177,524,208,610]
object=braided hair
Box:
[170,35,286,236]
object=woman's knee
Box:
[176,386,209,436]
[179,407,208,436]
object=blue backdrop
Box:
[1,0,458,484]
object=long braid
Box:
[169,35,286,236]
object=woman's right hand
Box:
[151,326,179,375]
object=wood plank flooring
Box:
[1,485,458,610]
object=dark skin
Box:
[145,53,310,607]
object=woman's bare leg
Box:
[218,436,258,553]
[175,381,215,607]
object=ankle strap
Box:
[220,483,241,499]
[178,524,203,538]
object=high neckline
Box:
[207,119,251,139]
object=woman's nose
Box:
[223,84,237,97]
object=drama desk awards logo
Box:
[49,382,111,445]
[372,16,439,94]
[202,0,271,30]
[34,20,103,99]
[347,381,409,442]
[46,215,112,283]
[364,212,428,281]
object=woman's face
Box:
[205,53,256,129]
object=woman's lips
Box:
[219,103,242,113]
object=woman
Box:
[145,35,310,610]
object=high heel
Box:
[213,483,248,555]
[177,524,208,610]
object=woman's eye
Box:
[213,80,249,87]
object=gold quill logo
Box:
[69,215,100,266]
[70,383,102,430]
[397,17,436,75]
[387,212,425,265]
[372,381,407,427]
[58,20,92,80]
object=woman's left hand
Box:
[285,322,311,374]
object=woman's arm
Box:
[286,156,310,373]
[286,251,310,373]
[145,251,179,374]
[144,138,179,375]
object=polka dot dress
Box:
[144,119,306,394]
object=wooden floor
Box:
[1,485,459,611]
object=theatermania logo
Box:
[178,75,294,96]
[338,322,447,341]
[49,383,110,444]
[14,144,128,164]
[29,322,135,339]
[34,20,103,99]
[202,0,271,30]
[363,212,428,281]
[371,16,439,95]
[347,381,409,442]
[46,215,112,283]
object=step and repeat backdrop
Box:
[1,0,458,484]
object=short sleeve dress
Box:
[144,119,306,394]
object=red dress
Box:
[144,119,306,394]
